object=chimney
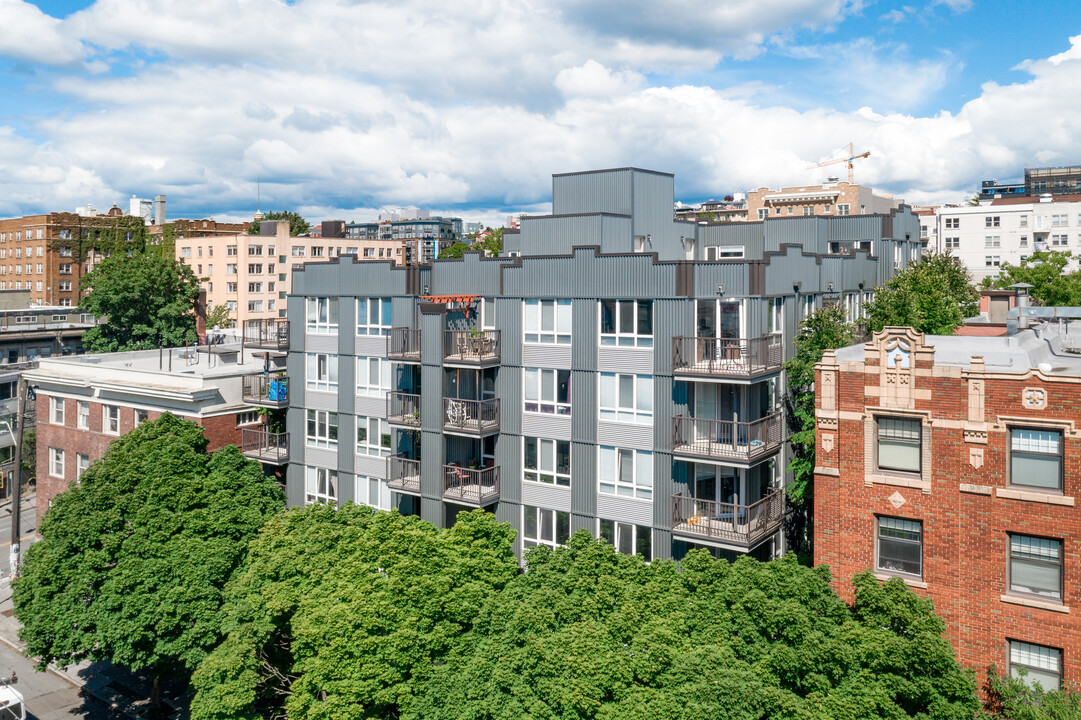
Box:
[154,194,166,225]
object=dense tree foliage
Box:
[14,415,284,712]
[206,303,233,329]
[983,250,1081,307]
[79,249,202,352]
[784,304,855,556]
[248,210,310,236]
[480,227,504,256]
[983,667,1081,719]
[438,240,472,259]
[863,252,980,335]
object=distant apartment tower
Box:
[747,181,901,221]
[346,213,462,265]
[979,165,1081,201]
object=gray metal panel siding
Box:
[293,258,408,297]
[700,223,765,259]
[354,454,386,479]
[516,215,604,256]
[288,391,305,469]
[305,334,337,353]
[692,262,749,298]
[654,376,685,453]
[653,298,694,375]
[521,483,572,512]
[355,395,386,418]
[597,421,653,449]
[337,472,355,507]
[596,495,653,526]
[337,420,354,475]
[597,347,653,374]
[631,171,677,244]
[494,299,521,367]
[286,462,304,507]
[569,370,596,443]
[521,344,572,368]
[355,336,386,357]
[553,169,632,216]
[391,297,415,328]
[570,441,596,518]
[287,351,305,411]
[494,501,520,557]
[420,309,445,368]
[497,366,522,436]
[306,446,338,468]
[653,452,674,531]
[287,296,305,349]
[571,298,598,371]
[338,298,356,356]
[762,247,822,296]
[306,390,337,412]
[521,413,572,441]
[419,429,445,499]
[496,433,520,504]
[429,254,503,296]
[507,249,676,300]
[571,514,593,535]
[421,496,443,528]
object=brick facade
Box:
[814,327,1081,686]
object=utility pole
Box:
[9,377,27,574]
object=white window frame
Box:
[355,356,391,397]
[76,400,89,430]
[236,410,261,427]
[356,416,392,457]
[985,235,1001,248]
[598,518,651,561]
[49,396,64,425]
[306,296,339,334]
[836,203,850,216]
[523,299,571,344]
[876,416,921,474]
[355,474,392,510]
[523,368,571,416]
[599,373,653,424]
[598,446,653,500]
[49,447,64,478]
[103,405,120,435]
[1010,428,1063,491]
[306,352,339,392]
[134,409,149,426]
[600,299,653,347]
[305,466,338,505]
[522,436,571,487]
[305,410,339,449]
[357,297,392,336]
[76,453,89,479]
[522,505,570,549]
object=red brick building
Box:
[25,338,288,525]
[815,325,1081,691]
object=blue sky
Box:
[1,0,1080,225]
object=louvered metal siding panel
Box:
[522,344,572,368]
[521,413,572,441]
[355,336,386,357]
[498,365,522,436]
[354,395,385,418]
[495,298,521,367]
[429,255,503,296]
[305,446,337,469]
[306,391,336,412]
[305,334,337,353]
[570,440,597,517]
[597,421,653,449]
[521,483,572,512]
[653,298,695,376]
[596,348,653,373]
[596,495,653,526]
[569,370,597,443]
[571,299,598,370]
[354,454,385,479]
[496,433,521,504]
[553,169,632,216]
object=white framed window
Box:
[523,437,570,486]
[985,256,1000,267]
[945,237,959,249]
[801,295,816,318]
[945,217,959,229]
[985,215,1000,228]
[1020,236,1028,247]
[356,416,392,457]
[985,235,1001,248]
[1020,215,1029,228]
[598,446,653,500]
[247,263,263,274]
[768,297,784,335]
[248,282,263,293]
[226,264,237,275]
[836,203,850,216]
[355,474,392,510]
[522,505,570,549]
[356,356,391,397]
[49,447,64,478]
[134,409,149,426]
[73,400,89,429]
[305,352,339,392]
[247,301,263,312]
[305,466,338,505]
[1010,428,1062,491]
[599,519,651,561]
[306,296,339,334]
[357,297,392,336]
[481,298,496,330]
[523,368,570,415]
[524,299,571,344]
[49,396,64,425]
[600,299,653,347]
[248,244,263,256]
[305,410,338,449]
[76,453,89,479]
[757,208,768,220]
[599,373,653,424]
[236,410,261,427]
[292,246,306,257]
[103,405,120,435]
[1052,234,1069,247]
[876,417,921,473]
[876,515,922,578]
[1009,640,1062,692]
[1051,214,1068,228]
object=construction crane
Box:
[807,142,871,184]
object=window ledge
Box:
[996,488,1075,506]
[874,572,928,589]
[1000,594,1069,613]
[865,473,931,494]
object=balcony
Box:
[443,397,499,435]
[672,336,782,381]
[386,455,421,495]
[443,330,500,366]
[244,319,290,351]
[241,373,288,408]
[240,428,289,465]
[671,413,783,465]
[671,490,783,550]
[386,391,421,427]
[443,464,500,506]
[387,328,422,363]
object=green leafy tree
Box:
[191,507,517,720]
[248,211,310,236]
[863,252,979,335]
[438,241,471,259]
[480,227,504,257]
[784,303,855,558]
[983,250,1081,307]
[79,250,202,352]
[14,414,284,715]
[206,303,233,329]
[983,667,1081,719]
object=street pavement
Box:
[0,641,122,720]
[0,495,38,579]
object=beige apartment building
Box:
[176,220,393,328]
[746,181,902,221]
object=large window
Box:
[1009,534,1062,601]
[356,357,391,397]
[49,396,64,425]
[355,475,391,510]
[599,447,653,500]
[877,417,921,473]
[523,437,570,486]
[599,519,651,561]
[1010,428,1062,490]
[523,368,570,415]
[1009,640,1062,692]
[600,299,653,347]
[306,296,339,334]
[357,297,392,336]
[77,400,89,430]
[49,447,64,478]
[356,417,392,457]
[103,405,120,435]
[523,505,570,549]
[305,353,338,392]
[876,516,922,578]
[524,299,571,344]
[306,410,339,449]
[599,373,653,424]
[305,466,338,505]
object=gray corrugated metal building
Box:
[268,167,919,561]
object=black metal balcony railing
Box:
[671,490,784,549]
[244,319,290,350]
[443,464,500,506]
[671,413,783,464]
[387,455,422,495]
[240,428,289,465]
[672,336,782,379]
[443,397,500,434]
[241,373,288,407]
[387,328,422,362]
[386,391,421,427]
[443,330,500,365]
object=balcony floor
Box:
[671,438,780,465]
[674,358,781,381]
[442,482,499,506]
[387,474,422,495]
[242,448,289,465]
[671,514,781,551]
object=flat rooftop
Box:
[34,335,266,379]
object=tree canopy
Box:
[248,211,311,236]
[79,249,202,352]
[438,241,472,259]
[982,250,1081,307]
[863,252,979,336]
[14,414,284,709]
